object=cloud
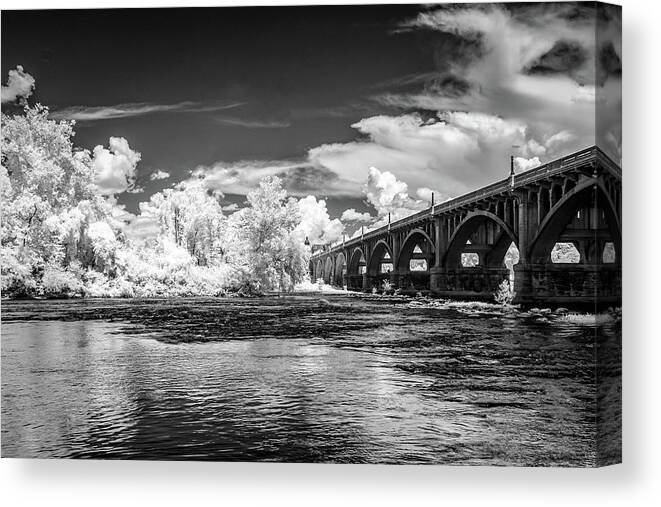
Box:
[92,137,142,195]
[294,195,344,245]
[363,166,427,227]
[123,214,160,245]
[514,156,541,172]
[1,65,35,104]
[214,116,291,129]
[307,111,563,203]
[340,208,373,223]
[188,159,357,197]
[382,3,621,162]
[415,187,441,203]
[49,101,245,121]
[149,169,170,181]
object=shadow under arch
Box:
[366,240,393,275]
[528,178,621,264]
[347,247,366,275]
[323,256,333,284]
[334,252,347,286]
[444,210,518,268]
[396,228,435,271]
[314,259,323,281]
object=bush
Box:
[494,279,515,305]
[41,265,83,297]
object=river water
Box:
[1,296,621,466]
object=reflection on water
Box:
[1,297,621,465]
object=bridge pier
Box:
[431,266,510,300]
[513,263,621,309]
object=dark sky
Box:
[1,3,621,235]
[3,5,442,216]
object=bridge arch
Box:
[444,210,518,268]
[323,256,333,284]
[314,259,323,281]
[347,247,366,275]
[397,228,435,271]
[334,252,347,286]
[528,178,621,264]
[367,240,393,275]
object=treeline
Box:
[1,105,310,298]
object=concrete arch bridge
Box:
[310,146,621,308]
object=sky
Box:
[1,2,621,243]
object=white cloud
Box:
[294,195,344,245]
[363,166,427,226]
[514,156,541,173]
[386,3,621,163]
[415,187,441,203]
[188,159,356,197]
[340,208,373,223]
[308,112,552,202]
[123,215,160,245]
[92,137,142,195]
[49,101,245,121]
[149,170,170,181]
[1,65,35,104]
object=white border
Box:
[1,1,659,506]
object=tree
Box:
[1,104,117,294]
[142,180,227,266]
[229,176,310,292]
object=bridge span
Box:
[310,146,621,307]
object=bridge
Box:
[309,146,621,308]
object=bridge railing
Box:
[311,146,619,259]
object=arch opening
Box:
[367,242,393,275]
[323,257,333,284]
[602,241,616,264]
[529,182,621,265]
[551,242,581,264]
[396,230,435,273]
[334,253,347,286]
[461,252,479,267]
[348,248,366,275]
[444,211,517,269]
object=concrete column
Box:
[391,232,401,289]
[513,190,533,304]
[430,216,447,294]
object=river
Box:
[0,296,621,465]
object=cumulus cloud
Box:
[514,156,541,172]
[308,111,563,202]
[92,137,142,195]
[149,169,170,181]
[123,214,160,245]
[340,208,373,223]
[363,166,427,227]
[1,65,35,104]
[294,195,344,245]
[188,159,356,197]
[384,3,621,162]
